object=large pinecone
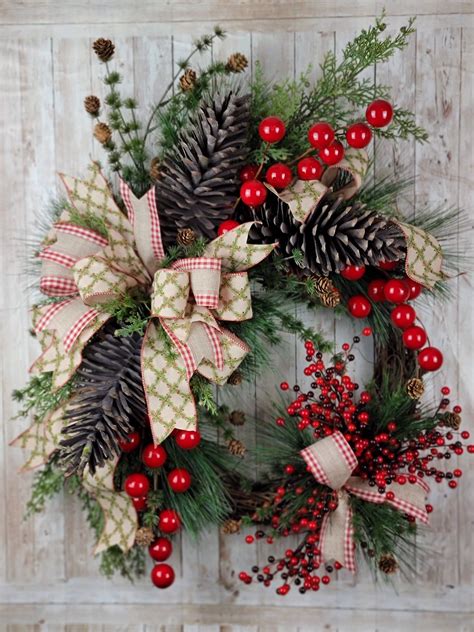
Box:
[59,333,146,476]
[249,191,406,276]
[156,92,250,245]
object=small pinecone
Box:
[227,438,246,457]
[378,553,398,574]
[221,518,242,535]
[319,289,341,308]
[93,122,112,145]
[149,157,161,181]
[250,192,406,276]
[227,370,243,386]
[179,68,197,91]
[135,526,155,547]
[226,52,249,73]
[313,276,334,294]
[229,410,246,426]
[177,228,197,247]
[84,95,101,116]
[441,411,462,430]
[92,38,115,62]
[406,377,425,400]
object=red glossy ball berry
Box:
[258,116,286,143]
[240,180,267,206]
[347,295,372,319]
[341,264,366,281]
[366,99,394,128]
[402,326,427,350]
[118,431,141,453]
[142,444,167,469]
[390,305,416,329]
[406,279,422,300]
[383,279,410,303]
[320,141,345,166]
[265,163,292,189]
[167,468,192,493]
[367,279,386,302]
[151,563,175,589]
[345,122,373,148]
[308,122,335,149]
[297,156,323,181]
[217,219,240,236]
[159,509,181,534]
[418,346,443,372]
[378,259,398,271]
[132,496,148,512]
[149,537,173,562]
[175,429,201,450]
[239,164,259,182]
[124,473,150,498]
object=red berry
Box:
[217,219,240,236]
[402,326,427,350]
[378,259,398,271]
[132,496,147,512]
[167,468,192,493]
[240,180,267,206]
[454,405,462,414]
[448,480,458,489]
[118,431,141,453]
[347,295,372,319]
[151,563,175,589]
[362,327,372,336]
[441,386,451,396]
[175,429,201,450]
[308,122,335,149]
[418,347,443,372]
[265,163,293,189]
[406,279,422,300]
[383,279,410,303]
[245,535,255,544]
[345,122,373,148]
[239,164,259,182]
[367,279,386,302]
[366,99,394,128]
[124,473,150,498]
[149,537,173,561]
[297,156,323,180]
[158,509,181,534]
[341,264,366,281]
[280,381,289,391]
[390,304,416,329]
[142,444,167,468]
[320,141,345,166]
[259,116,286,143]
[386,491,395,501]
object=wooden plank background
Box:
[0,2,473,630]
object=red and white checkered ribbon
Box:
[301,431,430,572]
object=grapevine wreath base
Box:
[13,17,472,594]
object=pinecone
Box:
[227,438,246,457]
[149,157,161,181]
[177,228,197,247]
[135,526,155,547]
[92,38,115,62]
[93,122,112,145]
[226,52,249,73]
[84,95,101,116]
[378,553,398,574]
[155,91,250,245]
[441,411,462,430]
[406,377,425,400]
[319,288,341,308]
[179,68,197,91]
[249,192,406,276]
[227,370,243,386]
[221,518,242,535]
[313,275,334,294]
[229,410,246,426]
[59,333,147,475]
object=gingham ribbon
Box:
[301,431,429,572]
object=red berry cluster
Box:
[341,264,443,373]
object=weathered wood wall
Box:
[0,2,473,630]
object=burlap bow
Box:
[300,431,429,571]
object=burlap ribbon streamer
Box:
[300,431,429,571]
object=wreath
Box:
[13,17,472,594]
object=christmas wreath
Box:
[13,16,472,594]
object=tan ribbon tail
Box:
[321,147,369,201]
[197,327,249,385]
[214,272,253,321]
[319,490,356,572]
[203,222,276,272]
[395,222,444,289]
[82,459,138,554]
[265,180,328,223]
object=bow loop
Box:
[301,431,357,490]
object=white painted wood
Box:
[0,4,473,630]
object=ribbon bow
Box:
[300,431,429,572]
